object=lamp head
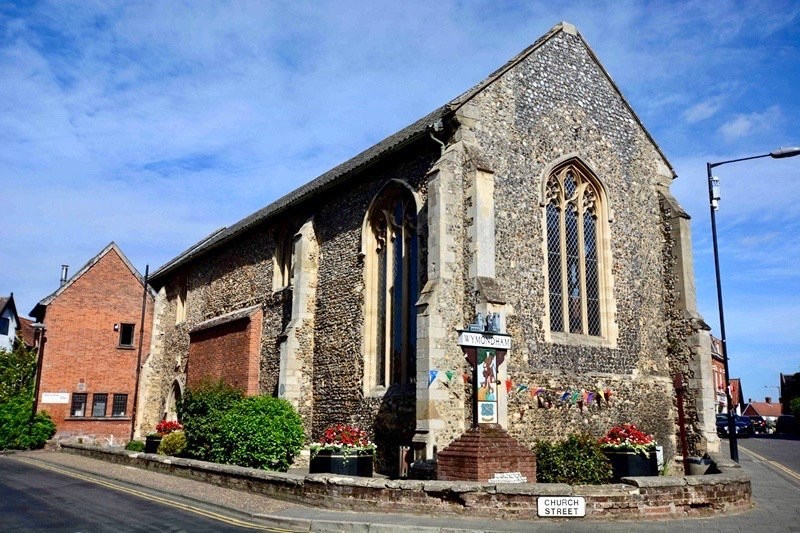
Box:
[770,147,800,159]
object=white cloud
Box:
[718,105,781,142]
[683,98,723,123]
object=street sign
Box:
[537,496,586,517]
[456,331,512,349]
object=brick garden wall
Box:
[62,444,752,521]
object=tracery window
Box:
[545,162,605,337]
[363,184,418,389]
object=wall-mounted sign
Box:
[477,348,498,423]
[457,331,512,350]
[537,496,586,517]
[41,392,70,404]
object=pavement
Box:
[5,445,800,532]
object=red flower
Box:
[155,420,183,436]
[598,424,654,446]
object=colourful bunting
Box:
[428,370,438,387]
[445,370,455,383]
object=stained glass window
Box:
[545,164,604,337]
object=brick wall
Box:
[187,310,262,395]
[62,444,752,521]
[36,247,153,443]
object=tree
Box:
[0,339,55,450]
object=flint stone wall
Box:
[462,29,685,458]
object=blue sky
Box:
[1,1,798,403]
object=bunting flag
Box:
[514,384,529,393]
[428,370,438,387]
[587,391,595,404]
[505,380,513,393]
[570,390,580,404]
[462,372,471,383]
[560,391,571,402]
[445,370,455,383]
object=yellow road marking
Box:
[739,445,800,481]
[12,457,299,532]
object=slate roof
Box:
[150,21,676,286]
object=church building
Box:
[137,22,718,473]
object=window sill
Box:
[66,417,131,421]
[116,346,135,350]
[546,331,616,349]
[364,383,415,398]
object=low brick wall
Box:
[60,444,751,520]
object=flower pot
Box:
[604,448,657,481]
[145,435,162,454]
[309,449,373,477]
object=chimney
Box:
[765,397,772,404]
[748,398,752,404]
[60,265,69,286]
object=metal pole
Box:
[707,162,738,462]
[130,265,149,442]
[29,327,46,438]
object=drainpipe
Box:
[429,119,446,155]
[130,265,149,442]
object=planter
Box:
[309,449,373,477]
[604,448,657,481]
[145,435,162,454]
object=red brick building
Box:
[30,242,154,443]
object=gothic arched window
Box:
[545,161,608,337]
[363,183,418,390]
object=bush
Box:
[125,440,145,452]
[158,431,187,456]
[0,393,56,450]
[535,434,612,485]
[178,381,244,461]
[790,397,800,418]
[211,396,304,471]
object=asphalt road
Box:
[0,458,288,532]
[726,433,800,486]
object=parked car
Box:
[748,416,767,434]
[776,415,796,435]
[716,414,754,438]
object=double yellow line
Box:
[13,457,299,532]
[739,445,800,482]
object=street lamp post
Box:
[707,146,800,463]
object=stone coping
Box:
[59,444,751,521]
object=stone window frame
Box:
[540,156,618,348]
[175,277,188,324]
[272,225,296,292]
[359,179,422,396]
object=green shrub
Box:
[790,397,800,418]
[0,393,56,450]
[535,434,612,485]
[178,381,244,461]
[125,440,145,452]
[158,431,187,456]
[211,396,304,471]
